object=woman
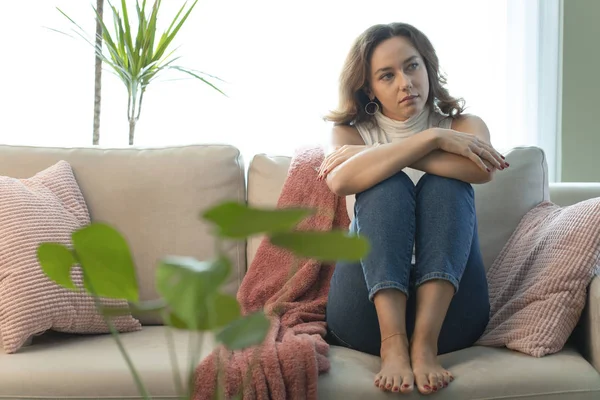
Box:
[320,23,507,395]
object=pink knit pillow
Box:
[0,161,141,354]
[476,199,600,357]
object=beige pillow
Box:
[476,199,600,357]
[0,161,141,354]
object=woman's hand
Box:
[318,144,370,180]
[434,129,506,172]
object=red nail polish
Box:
[433,386,438,392]
[424,385,431,390]
[444,382,448,387]
[393,387,399,392]
[486,168,490,172]
[501,155,505,159]
[402,384,410,388]
[506,162,510,167]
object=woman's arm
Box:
[325,125,439,196]
[409,115,503,184]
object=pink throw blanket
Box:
[193,147,350,400]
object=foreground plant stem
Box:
[83,269,151,399]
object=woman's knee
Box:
[416,174,474,198]
[356,171,414,203]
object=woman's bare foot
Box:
[375,333,414,393]
[410,338,454,395]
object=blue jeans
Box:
[325,171,490,356]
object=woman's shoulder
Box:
[332,124,365,145]
[449,113,487,132]
[430,110,486,131]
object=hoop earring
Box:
[365,101,379,116]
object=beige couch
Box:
[0,144,599,400]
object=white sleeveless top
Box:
[346,107,453,263]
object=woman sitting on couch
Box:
[319,22,508,395]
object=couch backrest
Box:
[246,147,550,272]
[0,144,246,325]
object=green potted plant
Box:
[52,0,225,145]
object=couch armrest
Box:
[577,276,600,373]
[549,182,600,207]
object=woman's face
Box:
[367,36,429,121]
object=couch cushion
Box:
[475,146,549,271]
[1,331,598,400]
[246,154,291,266]
[246,147,549,272]
[477,199,600,357]
[318,345,600,400]
[0,161,140,354]
[0,327,214,399]
[0,145,246,325]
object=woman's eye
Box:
[381,73,393,80]
[408,62,419,70]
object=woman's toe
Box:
[391,376,403,392]
[415,373,432,394]
[374,374,382,387]
[400,374,414,393]
[429,373,439,392]
[380,376,390,391]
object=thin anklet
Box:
[381,332,406,343]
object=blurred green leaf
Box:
[216,311,270,350]
[201,293,240,330]
[202,202,312,239]
[37,243,78,290]
[156,256,231,330]
[269,231,370,261]
[161,293,240,331]
[71,223,139,302]
[163,311,189,330]
[99,299,167,318]
[99,304,134,317]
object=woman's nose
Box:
[398,72,412,90]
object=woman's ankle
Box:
[410,334,438,355]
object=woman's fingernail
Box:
[392,387,399,392]
[486,168,491,172]
[506,162,510,167]
[402,384,410,388]
[424,385,432,391]
[501,155,506,159]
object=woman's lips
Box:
[400,95,418,103]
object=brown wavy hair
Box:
[324,22,465,126]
